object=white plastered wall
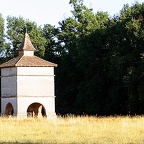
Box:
[1,68,17,115]
[1,67,56,119]
[1,68,17,96]
[1,98,17,115]
[16,67,56,118]
[17,96,56,119]
[17,67,55,96]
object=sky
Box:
[0,0,143,27]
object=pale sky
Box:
[0,0,143,27]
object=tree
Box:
[1,1,144,116]
[108,2,144,114]
[56,1,144,115]
[0,14,5,62]
[6,16,46,58]
[41,24,61,63]
[56,0,110,114]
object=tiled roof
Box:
[19,33,36,51]
[0,33,57,68]
[0,55,57,68]
[0,56,21,68]
[17,55,57,67]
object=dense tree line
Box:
[0,0,144,115]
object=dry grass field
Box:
[0,115,144,143]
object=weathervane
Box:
[25,23,27,33]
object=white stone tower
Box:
[0,33,57,119]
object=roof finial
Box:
[25,23,27,33]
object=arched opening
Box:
[27,103,46,118]
[5,103,14,116]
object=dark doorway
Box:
[27,103,46,118]
[5,103,14,116]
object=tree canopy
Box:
[0,0,144,115]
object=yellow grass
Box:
[0,116,144,143]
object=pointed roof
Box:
[0,33,57,68]
[19,33,36,51]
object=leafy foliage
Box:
[1,1,144,115]
[0,14,5,61]
[6,16,46,58]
